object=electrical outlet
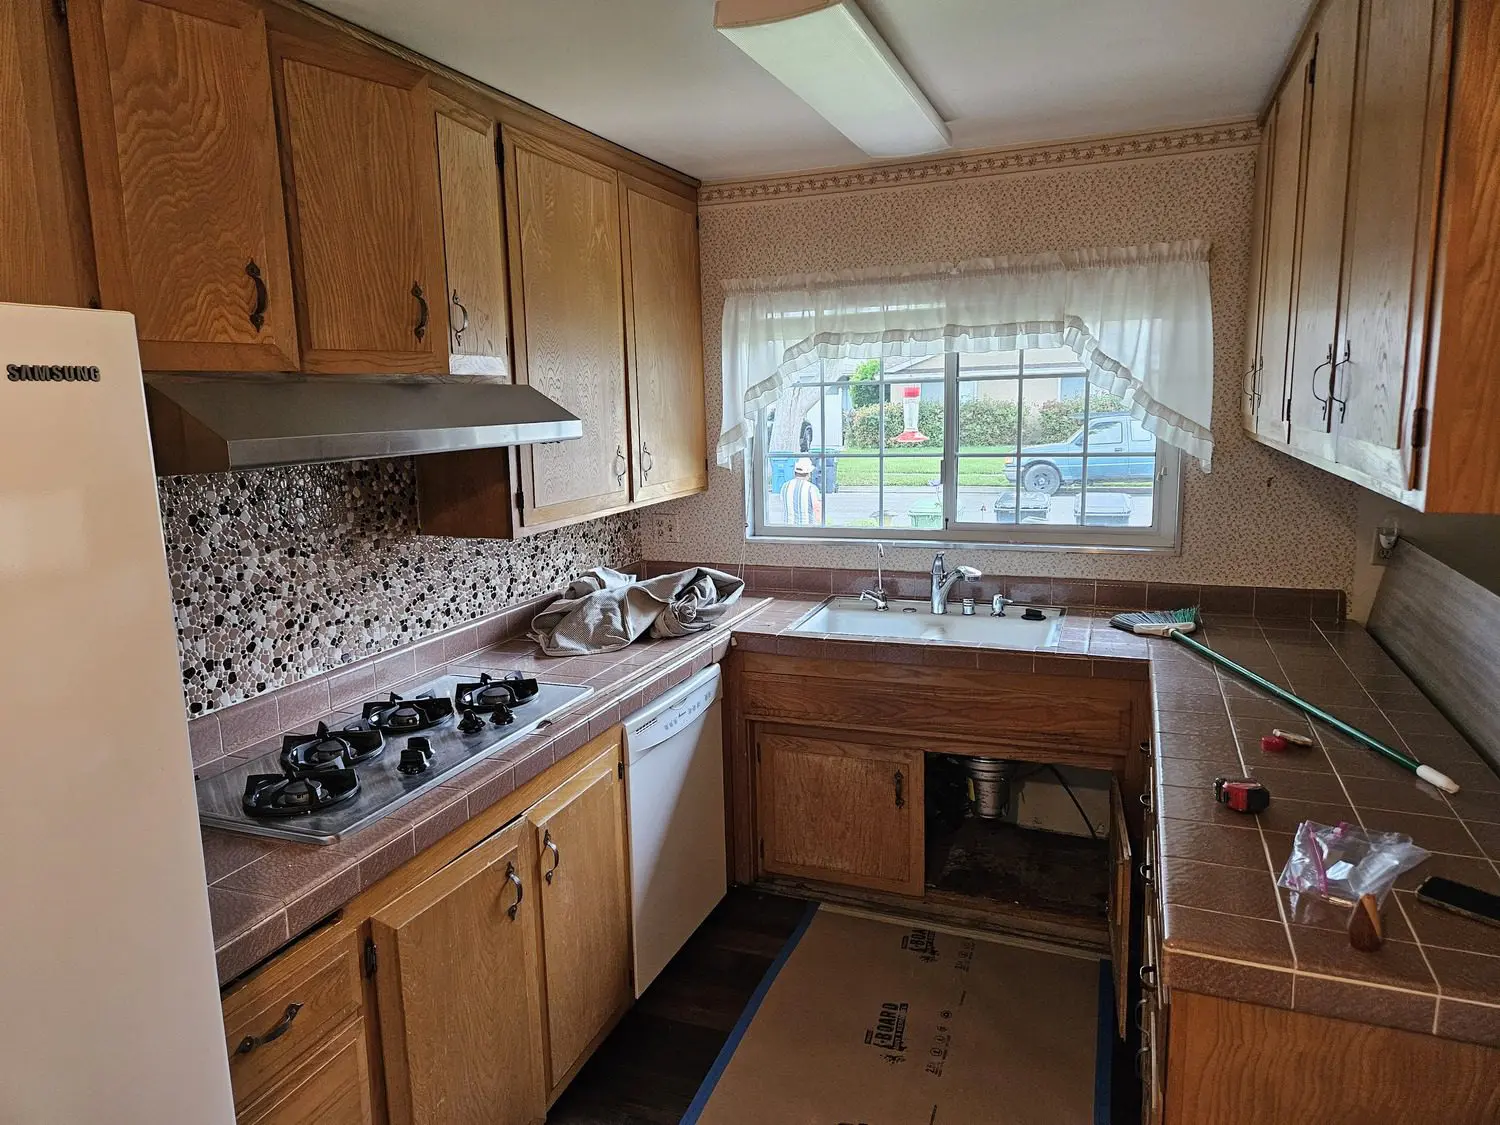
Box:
[1371,524,1399,566]
[648,513,680,548]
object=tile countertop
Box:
[203,595,1500,1048]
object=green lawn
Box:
[835,447,1014,487]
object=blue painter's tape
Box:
[1095,958,1116,1125]
[680,900,820,1125]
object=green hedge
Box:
[845,390,1129,449]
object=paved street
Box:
[766,484,1155,529]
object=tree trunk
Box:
[769,386,824,450]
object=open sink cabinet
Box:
[722,645,1151,1044]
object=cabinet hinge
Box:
[363,937,377,978]
[1411,405,1429,449]
[495,130,504,170]
[53,0,67,21]
[1307,53,1316,87]
[617,760,624,780]
[515,487,524,511]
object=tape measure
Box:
[1214,777,1271,814]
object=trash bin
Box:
[769,450,838,494]
[1075,491,1132,526]
[993,490,1052,524]
[908,499,943,529]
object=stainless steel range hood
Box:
[144,373,582,476]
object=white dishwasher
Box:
[622,664,727,997]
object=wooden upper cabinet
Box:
[1285,0,1359,460]
[757,727,924,897]
[370,818,546,1125]
[0,0,97,308]
[269,29,447,374]
[1256,51,1312,445]
[1243,119,1276,433]
[434,96,509,378]
[67,0,295,371]
[621,177,708,504]
[505,128,630,527]
[528,743,631,1092]
[1333,0,1451,494]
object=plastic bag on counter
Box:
[1276,820,1430,906]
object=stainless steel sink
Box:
[791,597,1064,648]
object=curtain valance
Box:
[718,241,1215,469]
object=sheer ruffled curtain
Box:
[717,241,1215,469]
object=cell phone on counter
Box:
[1416,876,1500,928]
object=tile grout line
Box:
[1233,619,1298,1000]
[1311,618,1445,1030]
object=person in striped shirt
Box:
[780,457,823,526]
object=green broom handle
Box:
[1168,630,1423,773]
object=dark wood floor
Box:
[546,888,808,1125]
[548,885,1137,1123]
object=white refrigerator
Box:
[0,304,236,1123]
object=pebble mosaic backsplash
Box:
[158,459,639,715]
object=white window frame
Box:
[747,352,1183,552]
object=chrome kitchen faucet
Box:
[930,552,980,614]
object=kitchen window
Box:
[750,348,1182,549]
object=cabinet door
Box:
[505,129,630,527]
[0,0,96,307]
[1334,0,1451,494]
[1256,49,1312,443]
[756,727,924,896]
[240,1018,373,1125]
[1107,778,1133,1040]
[370,819,546,1125]
[68,0,297,371]
[1243,117,1275,432]
[621,176,707,505]
[529,743,631,1092]
[270,31,447,374]
[435,96,509,378]
[1286,0,1360,459]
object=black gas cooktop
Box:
[196,672,592,844]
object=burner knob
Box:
[490,704,515,727]
[398,736,434,775]
[457,709,485,734]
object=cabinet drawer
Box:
[224,928,363,1110]
[240,1017,372,1125]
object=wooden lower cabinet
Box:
[240,1018,373,1125]
[371,817,547,1125]
[223,925,365,1113]
[756,726,924,896]
[529,743,632,1094]
[222,728,634,1125]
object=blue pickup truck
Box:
[1002,413,1157,495]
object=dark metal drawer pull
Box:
[893,769,905,809]
[234,1002,302,1056]
[412,282,429,342]
[1139,861,1154,886]
[246,260,267,332]
[1139,962,1157,990]
[543,830,561,884]
[505,862,523,920]
[1139,792,1153,812]
[450,290,468,347]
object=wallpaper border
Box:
[699,121,1261,207]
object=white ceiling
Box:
[312,0,1314,182]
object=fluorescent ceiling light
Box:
[715,0,950,159]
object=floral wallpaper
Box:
[159,460,639,714]
[655,127,1361,590]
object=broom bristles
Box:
[1110,607,1199,636]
